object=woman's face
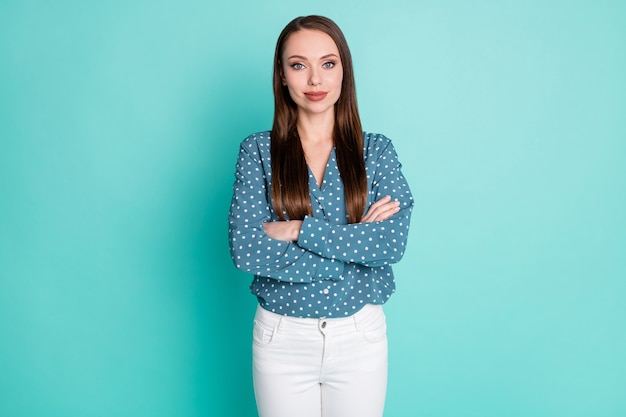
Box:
[281,29,343,118]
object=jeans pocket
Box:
[253,319,278,346]
[360,309,387,343]
[362,322,387,343]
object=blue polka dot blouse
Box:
[228,131,414,318]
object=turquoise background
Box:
[1,1,625,416]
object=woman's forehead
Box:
[283,29,339,60]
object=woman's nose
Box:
[308,68,321,86]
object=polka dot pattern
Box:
[228,131,414,318]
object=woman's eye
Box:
[291,63,305,70]
[323,61,335,69]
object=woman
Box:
[228,15,413,417]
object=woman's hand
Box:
[262,196,398,240]
[263,220,303,242]
[360,196,400,223]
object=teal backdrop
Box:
[1,1,625,416]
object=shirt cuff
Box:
[298,215,331,253]
[298,216,344,280]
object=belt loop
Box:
[276,316,284,333]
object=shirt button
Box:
[323,288,329,295]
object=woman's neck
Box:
[297,110,334,145]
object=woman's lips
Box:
[304,91,328,101]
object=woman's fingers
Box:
[363,196,391,221]
[369,202,400,222]
[361,196,400,223]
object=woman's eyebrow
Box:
[287,53,339,61]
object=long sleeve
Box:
[296,138,413,267]
[228,135,345,282]
[230,131,414,318]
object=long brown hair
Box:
[270,15,367,224]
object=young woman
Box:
[228,15,413,417]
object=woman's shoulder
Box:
[238,131,272,157]
[362,131,394,153]
[240,130,272,146]
[362,131,405,167]
[236,131,272,164]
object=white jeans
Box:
[252,304,388,417]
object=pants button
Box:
[321,321,327,329]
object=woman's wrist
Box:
[290,220,303,241]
